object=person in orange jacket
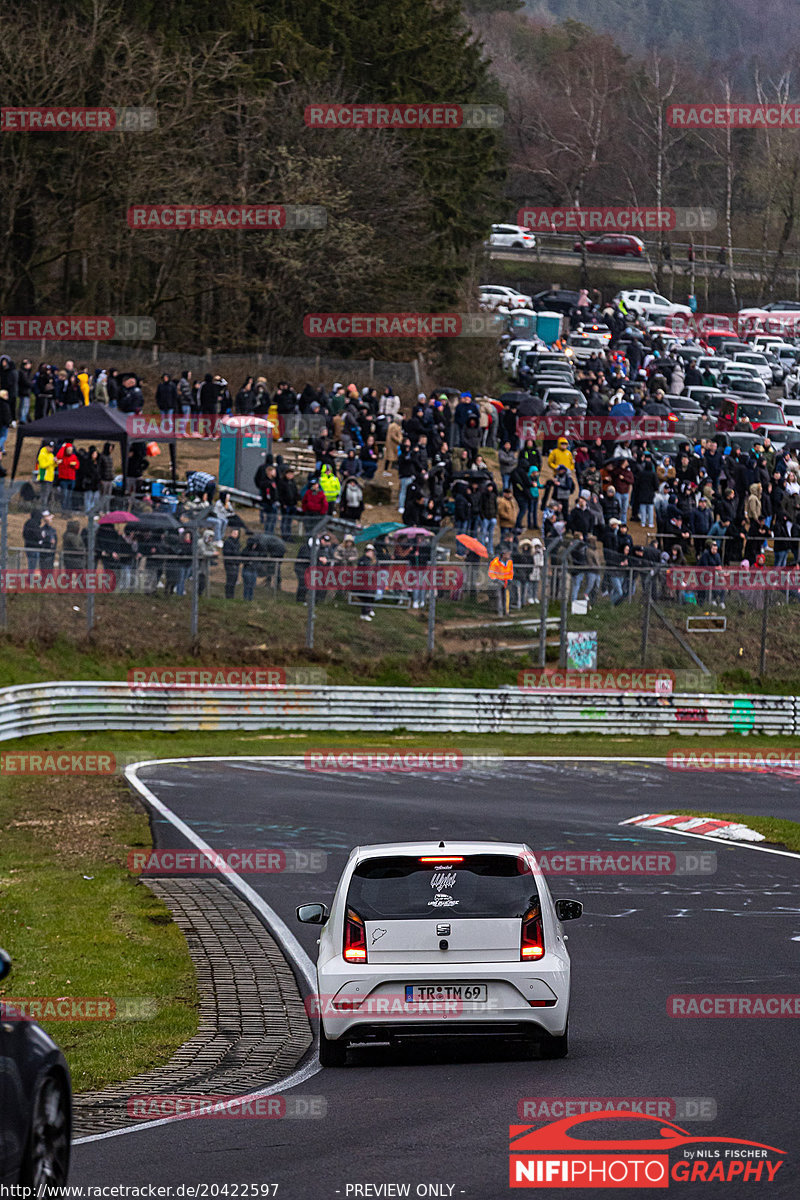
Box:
[488,544,514,616]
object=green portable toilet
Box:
[218,415,273,497]
[507,310,537,337]
[535,311,563,345]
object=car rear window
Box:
[741,402,784,422]
[347,853,540,920]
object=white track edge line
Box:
[617,822,800,859]
[73,763,321,1145]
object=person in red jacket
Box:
[301,479,329,531]
[56,441,81,511]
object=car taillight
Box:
[667,412,677,422]
[521,906,545,960]
[343,907,367,963]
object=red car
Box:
[573,234,644,257]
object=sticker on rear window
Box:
[428,870,460,908]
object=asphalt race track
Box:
[73,759,800,1198]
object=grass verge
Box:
[0,772,198,1093]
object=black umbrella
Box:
[498,391,533,408]
[131,511,181,530]
[250,533,286,557]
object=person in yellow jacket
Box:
[78,368,91,405]
[36,441,57,509]
[266,402,280,440]
[547,437,575,473]
[319,463,341,510]
[488,544,514,616]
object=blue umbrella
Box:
[354,522,403,544]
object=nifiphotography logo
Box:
[509,1112,786,1187]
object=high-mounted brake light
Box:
[343,907,367,962]
[419,856,464,863]
[521,905,545,961]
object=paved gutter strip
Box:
[73,877,313,1136]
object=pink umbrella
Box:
[98,511,139,524]
[390,526,434,537]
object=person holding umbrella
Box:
[454,532,488,607]
[98,514,138,588]
[222,525,242,599]
[241,529,260,602]
[410,532,431,610]
[23,509,44,571]
[161,525,188,596]
[197,527,219,597]
[357,543,379,621]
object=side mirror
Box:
[0,948,11,982]
[296,903,328,925]
[555,899,583,922]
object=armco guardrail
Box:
[0,683,793,740]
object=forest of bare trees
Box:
[3,0,800,355]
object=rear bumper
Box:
[342,1020,554,1045]
[315,961,570,1041]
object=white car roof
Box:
[351,840,530,862]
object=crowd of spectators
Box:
[5,304,800,616]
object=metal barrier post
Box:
[86,510,96,632]
[759,590,769,677]
[558,551,569,668]
[538,547,550,666]
[191,527,199,638]
[306,515,330,650]
[0,490,7,631]
[641,572,651,665]
[426,526,449,656]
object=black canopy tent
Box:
[10,403,177,489]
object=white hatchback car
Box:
[479,285,533,311]
[615,290,693,321]
[297,840,582,1067]
[487,223,536,250]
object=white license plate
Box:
[405,984,487,1002]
